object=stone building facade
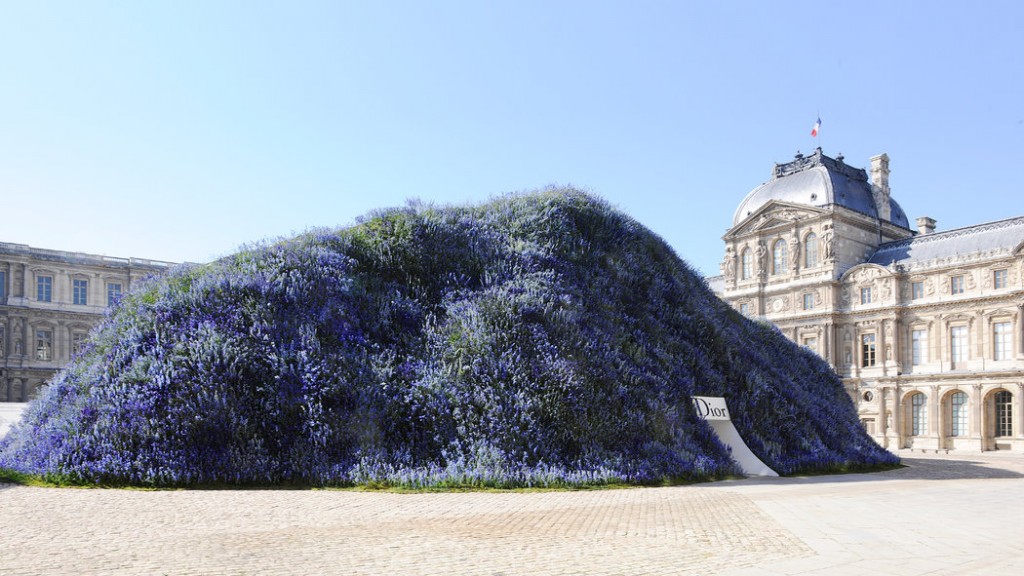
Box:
[710,148,1024,452]
[0,242,174,402]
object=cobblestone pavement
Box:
[2,451,1022,575]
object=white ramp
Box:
[692,396,778,477]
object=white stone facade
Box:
[0,242,174,402]
[712,149,1024,452]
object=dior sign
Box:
[692,396,731,421]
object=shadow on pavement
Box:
[708,453,1024,488]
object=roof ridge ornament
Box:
[773,149,868,182]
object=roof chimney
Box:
[870,153,891,222]
[916,216,937,235]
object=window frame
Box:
[35,329,53,361]
[861,333,877,367]
[802,293,814,310]
[911,328,927,366]
[993,321,1012,361]
[860,286,873,305]
[911,281,924,300]
[950,275,964,295]
[740,249,752,280]
[71,331,88,355]
[73,278,89,306]
[993,269,1008,290]
[771,239,787,276]
[37,275,53,302]
[804,232,818,268]
[107,282,123,307]
[995,390,1013,437]
[911,393,928,436]
[950,325,968,367]
[950,391,968,437]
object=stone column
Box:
[1018,304,1024,359]
[930,385,942,447]
[823,322,833,366]
[972,383,984,450]
[878,387,889,443]
[1017,383,1024,440]
[16,263,27,298]
[892,386,903,448]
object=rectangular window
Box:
[37,275,52,302]
[107,283,123,307]
[36,329,52,361]
[993,269,1008,290]
[803,336,817,352]
[911,393,928,436]
[912,281,924,300]
[0,270,6,300]
[995,391,1013,437]
[73,279,88,305]
[803,293,814,310]
[860,287,872,305]
[951,325,968,367]
[950,275,964,295]
[911,329,927,366]
[951,392,968,437]
[994,321,1012,361]
[861,333,876,367]
[739,303,749,315]
[72,332,88,355]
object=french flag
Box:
[810,117,821,137]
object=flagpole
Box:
[811,114,822,153]
[817,112,823,152]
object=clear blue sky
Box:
[2,1,1022,277]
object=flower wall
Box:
[0,189,897,486]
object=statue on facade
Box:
[722,246,737,281]
[755,240,767,277]
[789,235,801,272]
[822,224,835,261]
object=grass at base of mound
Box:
[3,464,905,491]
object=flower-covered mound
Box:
[0,189,897,487]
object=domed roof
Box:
[733,149,910,229]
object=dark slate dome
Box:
[733,149,910,229]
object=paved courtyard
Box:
[1,451,1022,575]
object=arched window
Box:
[741,249,752,280]
[950,391,968,437]
[911,393,928,436]
[771,239,787,275]
[995,390,1013,437]
[804,232,818,268]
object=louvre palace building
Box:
[0,243,173,402]
[709,148,1024,452]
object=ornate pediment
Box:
[840,263,890,285]
[727,201,826,238]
